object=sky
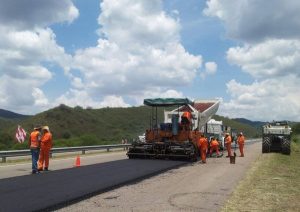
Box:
[0,0,299,122]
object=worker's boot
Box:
[44,167,49,171]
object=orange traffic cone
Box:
[75,155,81,167]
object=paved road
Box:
[60,140,261,212]
[0,139,260,212]
[0,151,127,179]
[0,158,186,212]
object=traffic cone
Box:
[75,155,81,167]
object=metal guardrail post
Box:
[82,150,86,155]
[2,156,6,163]
[107,148,110,152]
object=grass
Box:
[222,135,300,212]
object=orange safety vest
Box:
[30,131,40,148]
[210,139,219,147]
[199,137,208,149]
[237,135,245,145]
[41,132,53,149]
[182,111,192,121]
[225,135,232,144]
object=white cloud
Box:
[200,61,217,79]
[99,96,130,108]
[0,0,77,114]
[55,89,130,108]
[204,0,300,121]
[204,0,300,43]
[220,78,300,121]
[98,0,180,49]
[0,0,79,30]
[227,39,300,79]
[68,0,204,107]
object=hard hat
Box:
[225,132,229,135]
[239,132,243,135]
[42,126,50,131]
[34,126,41,130]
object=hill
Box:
[0,105,260,150]
[0,109,30,119]
[213,115,261,138]
[232,118,266,129]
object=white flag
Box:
[15,125,26,143]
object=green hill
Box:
[213,115,261,138]
[0,105,260,150]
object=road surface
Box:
[59,140,261,211]
[0,157,186,212]
[0,151,127,179]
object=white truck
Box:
[205,119,225,149]
[262,121,291,155]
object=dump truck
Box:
[127,98,220,161]
[262,121,291,155]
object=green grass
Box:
[222,135,300,211]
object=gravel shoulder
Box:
[60,141,261,212]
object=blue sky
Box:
[0,0,299,121]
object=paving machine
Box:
[127,98,220,161]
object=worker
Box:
[198,134,208,163]
[38,126,53,171]
[237,132,245,157]
[28,126,41,174]
[209,137,220,157]
[225,133,232,157]
[181,111,192,130]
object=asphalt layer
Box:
[0,159,186,212]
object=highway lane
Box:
[0,139,260,211]
[0,151,128,179]
[0,157,187,212]
[60,140,262,211]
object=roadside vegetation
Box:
[222,134,300,211]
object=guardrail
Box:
[0,144,131,163]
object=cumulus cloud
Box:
[227,39,300,79]
[0,0,78,30]
[204,0,300,121]
[55,89,130,108]
[0,0,77,114]
[68,0,203,107]
[220,78,300,121]
[200,62,217,79]
[204,0,300,43]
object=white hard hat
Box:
[42,126,50,131]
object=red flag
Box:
[15,125,26,143]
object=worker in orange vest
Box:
[209,137,220,157]
[38,126,53,171]
[198,134,208,163]
[181,111,192,130]
[237,132,245,157]
[28,126,41,174]
[225,133,232,157]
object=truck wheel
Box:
[281,137,291,155]
[262,137,271,153]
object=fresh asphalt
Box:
[0,159,187,212]
[0,139,260,212]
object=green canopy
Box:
[143,98,193,106]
